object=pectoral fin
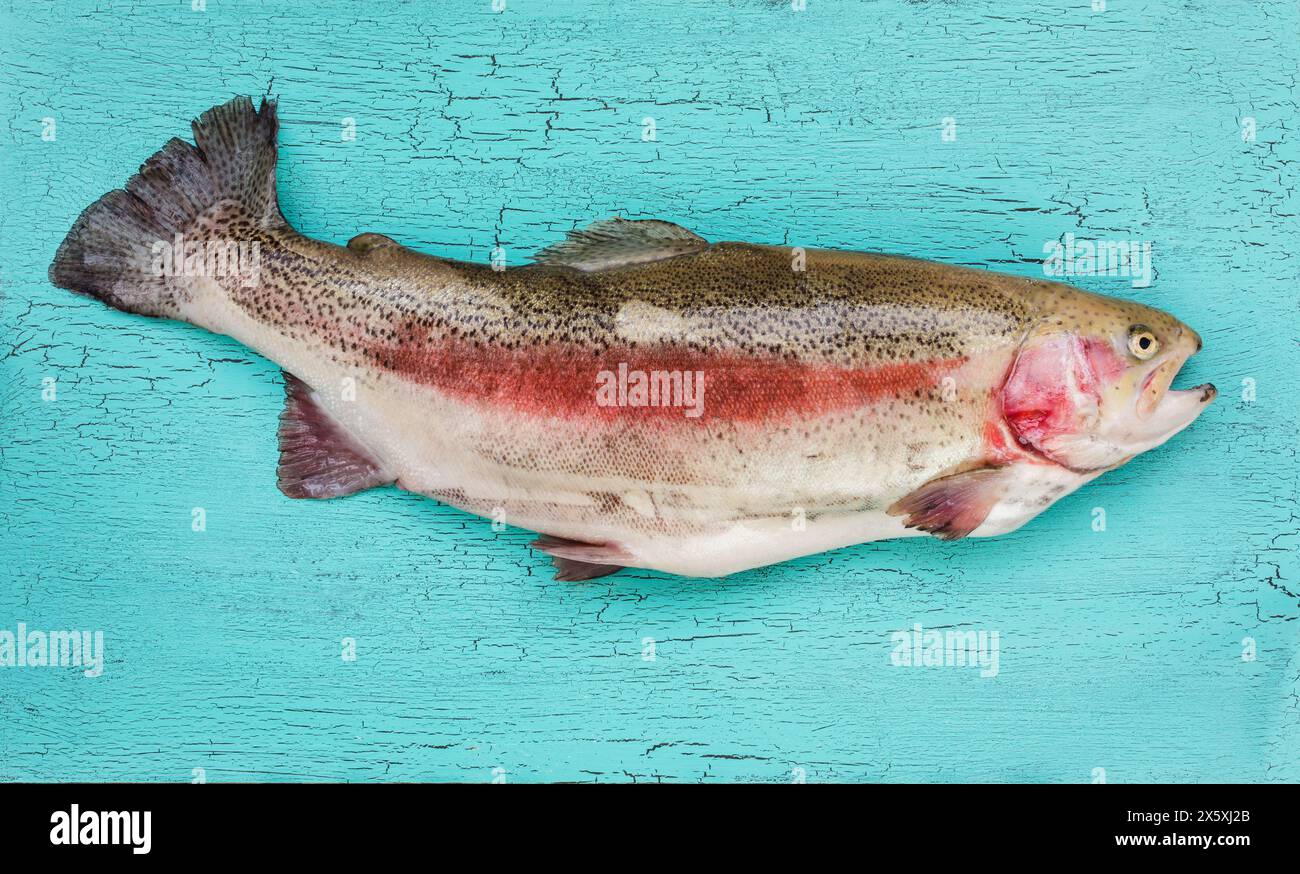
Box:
[887,467,1010,540]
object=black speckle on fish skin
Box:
[228,236,1187,387]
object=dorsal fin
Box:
[347,232,402,254]
[532,218,707,272]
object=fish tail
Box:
[49,96,285,318]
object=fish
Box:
[49,96,1216,580]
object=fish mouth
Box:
[1135,341,1215,429]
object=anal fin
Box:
[887,466,1009,541]
[530,535,630,581]
[277,372,393,499]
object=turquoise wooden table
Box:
[2,0,1296,782]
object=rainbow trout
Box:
[50,97,1215,579]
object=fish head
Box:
[1002,285,1215,472]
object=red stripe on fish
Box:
[362,337,968,423]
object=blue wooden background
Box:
[1,0,1296,782]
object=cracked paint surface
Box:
[0,0,1297,782]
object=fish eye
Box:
[1128,325,1159,360]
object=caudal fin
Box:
[49,96,285,318]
